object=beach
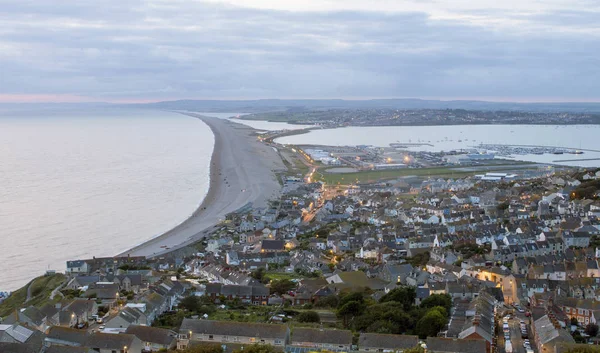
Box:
[120,114,285,257]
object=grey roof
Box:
[206,284,269,297]
[358,333,418,350]
[46,346,92,353]
[46,327,88,346]
[67,260,86,268]
[65,299,96,316]
[261,240,286,251]
[416,287,430,299]
[426,337,487,353]
[0,342,38,353]
[4,325,35,343]
[20,307,45,326]
[180,319,288,339]
[85,332,137,350]
[291,328,352,345]
[116,307,144,324]
[125,325,176,346]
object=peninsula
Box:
[120,114,286,257]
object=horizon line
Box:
[2,95,600,105]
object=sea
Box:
[275,124,600,168]
[0,108,308,291]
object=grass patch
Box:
[209,306,273,322]
[0,274,66,318]
[264,272,302,281]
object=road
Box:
[498,310,535,353]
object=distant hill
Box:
[137,98,600,113]
[3,99,600,114]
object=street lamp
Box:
[123,345,127,353]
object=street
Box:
[498,310,535,353]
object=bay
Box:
[275,124,600,167]
[0,108,213,290]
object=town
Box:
[241,109,600,127]
[3,149,600,353]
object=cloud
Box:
[0,0,598,102]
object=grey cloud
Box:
[0,1,598,100]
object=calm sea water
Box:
[276,124,600,167]
[0,108,214,290]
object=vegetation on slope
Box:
[0,273,66,318]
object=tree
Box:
[338,291,365,309]
[572,330,586,343]
[179,295,201,312]
[586,323,599,337]
[338,300,366,326]
[251,268,266,282]
[365,320,395,334]
[415,310,447,338]
[297,311,320,323]
[314,295,339,308]
[571,317,580,326]
[420,294,452,312]
[270,279,296,295]
[380,287,416,311]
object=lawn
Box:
[0,273,66,318]
[264,272,302,281]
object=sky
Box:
[1,0,599,103]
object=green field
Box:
[264,272,302,281]
[0,273,66,318]
[314,164,535,185]
[313,167,471,184]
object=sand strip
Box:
[119,114,285,258]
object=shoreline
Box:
[119,113,285,258]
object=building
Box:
[178,319,289,350]
[205,284,270,305]
[555,297,600,325]
[125,325,177,352]
[425,337,486,353]
[289,328,352,352]
[358,333,419,352]
[532,314,575,353]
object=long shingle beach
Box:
[119,113,285,257]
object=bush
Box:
[297,311,320,323]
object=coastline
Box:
[119,114,285,258]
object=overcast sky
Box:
[1,0,599,103]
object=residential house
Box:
[125,325,177,352]
[66,261,90,275]
[179,319,289,350]
[104,307,146,329]
[289,328,352,352]
[425,337,486,353]
[358,333,419,352]
[531,314,575,353]
[0,324,45,353]
[205,284,270,305]
[555,297,600,326]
